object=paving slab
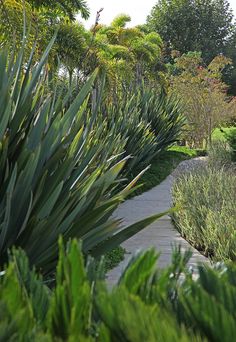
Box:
[107,162,210,285]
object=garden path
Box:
[107,158,209,284]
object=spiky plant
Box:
[98,85,185,173]
[0,38,169,276]
[1,239,236,341]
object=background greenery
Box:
[1,0,235,149]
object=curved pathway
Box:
[107,158,209,284]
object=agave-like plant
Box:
[100,101,158,172]
[138,87,185,150]
[0,38,169,276]
[98,84,185,173]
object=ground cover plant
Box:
[103,245,126,271]
[1,239,236,341]
[172,161,236,261]
[129,146,203,197]
[208,140,234,166]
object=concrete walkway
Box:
[107,162,209,284]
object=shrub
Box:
[224,127,236,161]
[170,53,236,148]
[2,239,236,340]
[104,246,125,271]
[139,87,185,150]
[0,40,169,276]
[208,140,233,167]
[101,103,158,172]
[101,86,185,172]
[172,166,236,260]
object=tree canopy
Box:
[28,0,90,20]
[169,52,235,146]
[147,0,234,63]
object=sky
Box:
[80,0,236,28]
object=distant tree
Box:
[0,0,34,48]
[94,14,163,95]
[55,23,89,85]
[224,26,236,94]
[0,0,89,51]
[147,0,234,63]
[170,52,236,147]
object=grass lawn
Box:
[212,127,235,141]
[129,146,204,197]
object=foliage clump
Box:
[0,33,183,276]
[224,127,236,161]
[147,0,234,64]
[170,52,236,147]
[172,160,236,261]
[2,239,236,341]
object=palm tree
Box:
[92,14,163,97]
[28,0,90,20]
